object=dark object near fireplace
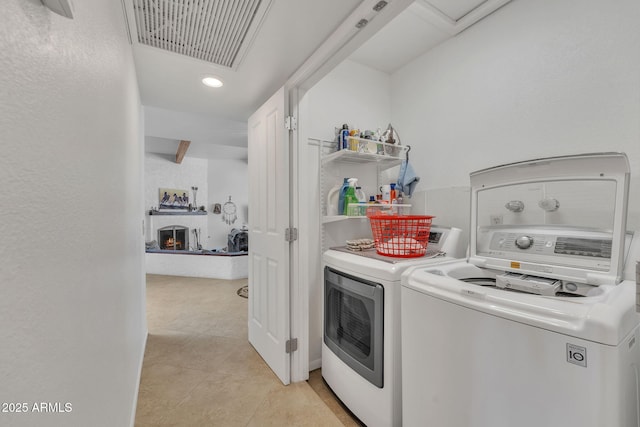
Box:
[158,225,189,250]
[227,228,248,252]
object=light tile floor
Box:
[135,274,362,426]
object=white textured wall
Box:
[144,153,209,249]
[304,59,393,141]
[301,59,392,368]
[207,159,249,248]
[0,1,145,426]
[391,0,640,230]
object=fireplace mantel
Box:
[148,210,207,216]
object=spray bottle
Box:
[343,178,359,216]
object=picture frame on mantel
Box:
[159,188,189,210]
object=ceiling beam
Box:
[176,140,191,164]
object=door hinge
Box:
[285,227,298,242]
[284,115,297,131]
[286,338,298,353]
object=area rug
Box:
[237,285,248,299]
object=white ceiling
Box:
[131,0,509,160]
[128,0,363,160]
[350,0,513,73]
[131,0,362,122]
[348,2,450,74]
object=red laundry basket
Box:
[368,213,434,258]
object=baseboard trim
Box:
[309,357,322,371]
[129,329,148,427]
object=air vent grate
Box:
[132,0,267,68]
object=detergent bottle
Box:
[343,178,359,215]
[355,185,367,216]
[338,178,350,215]
[326,184,341,216]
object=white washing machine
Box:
[322,225,464,427]
[401,153,640,427]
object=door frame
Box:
[287,86,307,382]
[284,0,414,382]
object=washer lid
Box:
[468,153,630,286]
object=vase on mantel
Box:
[191,186,198,211]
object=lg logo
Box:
[567,343,587,367]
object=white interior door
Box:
[247,86,291,385]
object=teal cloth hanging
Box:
[396,159,420,198]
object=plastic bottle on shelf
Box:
[343,178,359,215]
[349,128,360,151]
[390,183,397,203]
[380,184,391,203]
[366,195,377,217]
[355,186,367,203]
[338,178,350,215]
[339,124,348,150]
[355,186,367,216]
[375,128,384,155]
[326,184,341,216]
[390,190,406,214]
[340,124,349,150]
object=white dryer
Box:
[401,153,640,427]
[322,225,464,427]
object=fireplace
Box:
[158,225,189,250]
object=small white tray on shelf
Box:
[311,137,409,165]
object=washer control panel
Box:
[473,226,635,291]
[475,226,620,275]
[488,231,612,259]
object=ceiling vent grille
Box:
[132,0,269,69]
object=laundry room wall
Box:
[299,58,392,369]
[302,0,640,373]
[303,58,392,140]
[390,0,640,232]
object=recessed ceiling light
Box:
[202,76,223,88]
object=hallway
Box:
[135,275,361,426]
